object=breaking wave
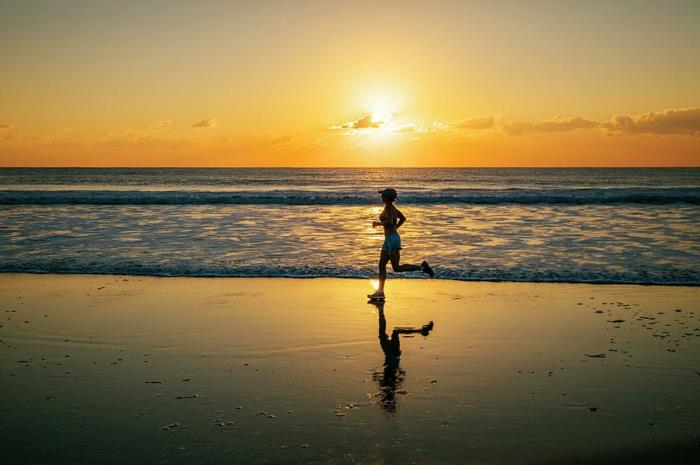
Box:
[1,187,698,205]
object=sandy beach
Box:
[0,274,698,464]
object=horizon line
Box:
[1,166,699,170]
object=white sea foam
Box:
[1,168,698,284]
[0,187,698,205]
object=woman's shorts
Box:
[381,232,402,254]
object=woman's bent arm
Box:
[394,208,406,229]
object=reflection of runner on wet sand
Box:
[368,300,434,413]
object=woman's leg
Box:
[389,250,422,273]
[377,250,390,293]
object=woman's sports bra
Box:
[379,208,398,226]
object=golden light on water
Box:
[370,279,380,290]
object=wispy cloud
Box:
[100,120,187,148]
[502,116,599,136]
[330,114,384,130]
[439,116,496,131]
[100,131,188,148]
[433,108,700,137]
[601,107,700,136]
[149,120,174,131]
[0,123,13,129]
[394,123,427,133]
[192,118,216,128]
[330,114,430,135]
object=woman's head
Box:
[378,188,397,204]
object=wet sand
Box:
[0,274,698,464]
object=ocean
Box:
[0,168,698,285]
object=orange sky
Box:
[1,1,699,167]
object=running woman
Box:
[368,188,433,300]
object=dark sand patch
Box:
[0,275,698,464]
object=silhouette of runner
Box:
[368,188,433,300]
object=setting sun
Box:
[370,112,392,125]
[370,100,394,123]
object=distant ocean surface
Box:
[1,168,698,285]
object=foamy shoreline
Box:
[1,271,698,287]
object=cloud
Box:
[0,123,12,129]
[447,116,496,130]
[327,107,700,139]
[393,123,426,133]
[100,120,189,148]
[439,108,699,137]
[100,130,188,149]
[502,116,599,136]
[331,114,384,130]
[432,116,497,132]
[149,120,174,131]
[601,107,700,136]
[192,118,216,128]
[330,114,430,135]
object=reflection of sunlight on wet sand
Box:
[3,275,700,464]
[370,279,379,290]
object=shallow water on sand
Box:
[0,276,698,464]
[2,167,699,285]
[1,203,698,284]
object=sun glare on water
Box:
[370,279,380,290]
